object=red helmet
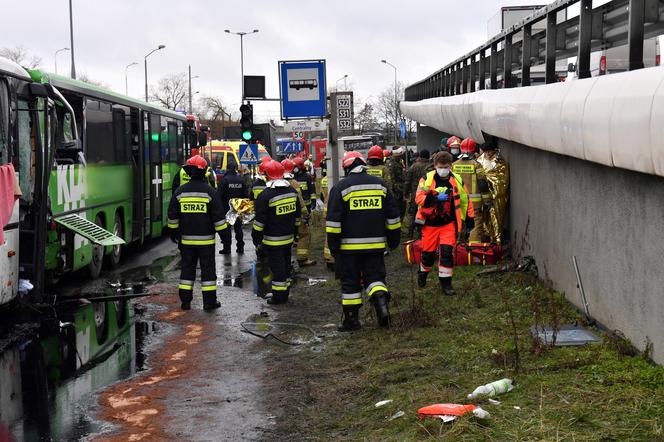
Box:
[186,155,207,169]
[383,149,392,158]
[281,159,295,174]
[447,136,461,148]
[293,157,305,169]
[342,151,366,169]
[460,138,477,153]
[368,145,384,160]
[258,156,271,174]
[265,160,285,181]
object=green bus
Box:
[28,70,204,281]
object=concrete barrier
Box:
[501,139,664,363]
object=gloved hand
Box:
[170,229,180,244]
[436,192,450,202]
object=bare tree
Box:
[354,102,379,133]
[0,46,42,69]
[149,73,187,110]
[374,81,416,144]
[196,95,237,139]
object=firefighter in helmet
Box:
[293,157,316,267]
[366,145,392,188]
[452,138,491,242]
[173,154,218,191]
[250,156,272,201]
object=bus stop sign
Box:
[279,60,327,120]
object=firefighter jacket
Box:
[415,170,468,232]
[287,177,309,218]
[252,179,302,249]
[452,154,491,217]
[294,171,316,206]
[250,176,267,201]
[168,177,230,246]
[326,169,401,254]
[173,165,217,191]
[218,171,248,208]
[387,157,405,197]
[405,159,433,202]
[320,176,329,203]
[366,163,392,189]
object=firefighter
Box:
[173,155,217,191]
[293,157,316,267]
[366,145,392,188]
[387,147,406,220]
[217,161,248,255]
[452,138,492,243]
[319,166,335,270]
[168,155,230,311]
[252,160,302,305]
[282,158,310,229]
[250,156,272,201]
[404,149,433,238]
[415,151,468,296]
[327,151,401,331]
[447,136,462,162]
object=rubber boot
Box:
[338,306,361,332]
[371,292,391,328]
[236,246,244,254]
[267,292,288,305]
[439,277,456,296]
[219,246,231,255]
[203,293,221,311]
[417,271,428,288]
[180,302,191,311]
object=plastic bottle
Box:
[467,378,513,399]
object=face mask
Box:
[436,167,450,178]
[451,148,460,155]
[293,167,299,173]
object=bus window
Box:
[16,99,34,202]
[167,122,177,162]
[86,98,114,163]
[0,81,8,164]
[112,108,128,162]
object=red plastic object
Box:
[403,239,423,265]
[454,243,502,266]
[418,403,476,418]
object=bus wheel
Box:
[93,301,108,345]
[107,213,123,268]
[88,215,104,279]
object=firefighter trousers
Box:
[267,246,291,301]
[224,219,244,250]
[339,252,388,307]
[420,223,456,278]
[296,221,311,261]
[178,245,217,306]
[323,208,334,264]
[468,206,488,243]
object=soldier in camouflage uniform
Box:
[404,149,433,238]
[388,147,406,220]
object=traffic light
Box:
[240,103,253,142]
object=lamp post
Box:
[336,74,348,91]
[54,47,70,74]
[381,59,398,144]
[224,29,259,102]
[144,45,166,102]
[68,0,76,78]
[125,61,138,96]
[188,64,200,114]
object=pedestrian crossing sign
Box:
[239,144,259,164]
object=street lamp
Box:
[144,44,166,102]
[54,47,70,74]
[188,64,200,114]
[224,29,259,102]
[68,0,76,78]
[381,59,399,144]
[336,74,348,91]
[125,62,138,96]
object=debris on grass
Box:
[488,398,501,405]
[375,399,393,408]
[468,378,514,399]
[531,324,601,346]
[388,411,405,421]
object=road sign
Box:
[279,60,327,120]
[331,92,354,134]
[284,119,328,133]
[400,119,406,140]
[278,140,304,153]
[239,144,259,164]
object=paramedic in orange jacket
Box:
[415,151,468,295]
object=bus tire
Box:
[107,212,123,268]
[88,215,104,279]
[94,302,108,345]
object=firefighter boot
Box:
[338,306,362,332]
[417,271,428,288]
[371,292,391,328]
[439,277,456,296]
[203,293,221,311]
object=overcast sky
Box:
[4,0,553,123]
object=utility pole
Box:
[125,62,138,95]
[381,59,399,145]
[144,45,166,102]
[69,0,76,79]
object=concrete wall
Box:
[501,139,664,363]
[416,124,447,152]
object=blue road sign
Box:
[278,140,304,153]
[400,119,407,140]
[279,60,327,120]
[239,144,259,164]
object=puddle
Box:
[240,313,321,346]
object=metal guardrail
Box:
[404,0,664,101]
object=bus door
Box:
[130,108,144,242]
[148,113,163,236]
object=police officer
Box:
[293,157,316,267]
[217,161,248,254]
[252,160,302,305]
[452,138,491,242]
[250,156,272,201]
[168,155,230,311]
[366,145,392,189]
[172,155,217,191]
[327,151,401,331]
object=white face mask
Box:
[436,167,450,178]
[293,167,299,173]
[450,148,460,155]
